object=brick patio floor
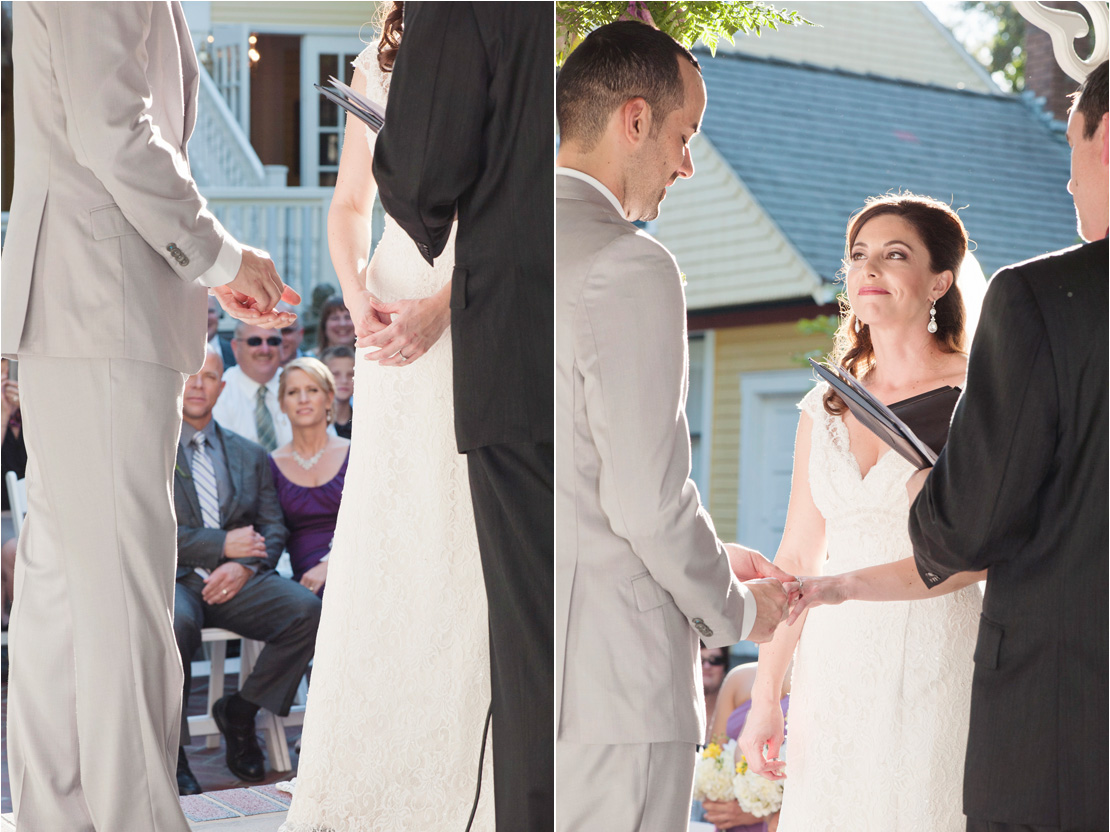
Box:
[1,646,302,824]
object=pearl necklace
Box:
[292,446,327,470]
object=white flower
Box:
[692,740,738,802]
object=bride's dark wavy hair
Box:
[376,2,404,73]
[824,193,969,417]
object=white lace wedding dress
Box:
[777,382,981,831]
[279,46,494,832]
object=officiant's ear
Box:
[618,96,652,145]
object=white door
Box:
[301,35,369,187]
[736,370,816,560]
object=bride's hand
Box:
[785,574,851,625]
[702,798,760,828]
[738,698,787,781]
[346,287,391,341]
[357,291,450,367]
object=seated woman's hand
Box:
[300,561,328,596]
[702,798,762,829]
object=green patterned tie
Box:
[255,385,277,451]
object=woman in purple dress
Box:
[269,357,350,596]
[703,663,790,832]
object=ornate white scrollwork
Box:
[1014,1,1109,83]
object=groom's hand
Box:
[745,578,790,643]
[726,543,795,584]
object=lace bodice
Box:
[777,382,981,831]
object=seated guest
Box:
[173,349,321,794]
[702,645,730,744]
[2,358,25,628]
[312,296,356,355]
[269,357,351,596]
[320,345,356,439]
[702,662,791,832]
[212,321,293,451]
[278,302,306,366]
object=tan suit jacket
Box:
[556,173,748,746]
[2,1,239,374]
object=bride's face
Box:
[846,214,951,334]
[281,368,334,428]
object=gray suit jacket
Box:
[2,2,239,373]
[174,422,286,577]
[556,174,748,745]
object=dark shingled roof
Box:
[697,51,1079,282]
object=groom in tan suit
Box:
[555,21,792,830]
[2,4,297,829]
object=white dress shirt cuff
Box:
[737,582,757,642]
[196,237,243,289]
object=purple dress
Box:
[720,695,790,832]
[269,451,349,594]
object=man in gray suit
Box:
[1,4,298,829]
[173,349,320,793]
[555,22,793,829]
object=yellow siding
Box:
[211,2,380,29]
[703,322,832,539]
[712,1,994,94]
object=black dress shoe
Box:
[212,695,266,782]
[177,747,203,796]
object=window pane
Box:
[319,132,339,167]
[319,54,339,126]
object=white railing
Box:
[191,64,266,188]
[205,187,338,301]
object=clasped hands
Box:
[209,245,301,329]
[725,543,804,643]
[347,284,451,366]
[202,526,265,605]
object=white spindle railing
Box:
[205,187,337,300]
[191,65,266,188]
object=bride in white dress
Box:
[739,194,984,831]
[280,13,494,831]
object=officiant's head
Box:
[557,21,704,222]
[1066,61,1108,242]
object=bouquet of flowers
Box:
[692,740,738,802]
[732,750,785,817]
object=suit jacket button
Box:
[925,572,940,584]
[692,618,713,638]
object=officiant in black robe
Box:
[370,4,554,831]
[909,62,1108,832]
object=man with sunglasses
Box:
[212,322,294,451]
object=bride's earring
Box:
[854,317,861,334]
[927,300,938,334]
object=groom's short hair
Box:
[1070,60,1108,139]
[557,21,700,151]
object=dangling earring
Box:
[927,300,938,334]
[854,317,861,334]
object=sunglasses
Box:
[701,655,726,667]
[238,336,283,347]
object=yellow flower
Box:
[737,756,749,775]
[703,742,722,759]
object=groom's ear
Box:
[617,97,651,146]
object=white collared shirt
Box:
[211,365,293,449]
[556,166,627,219]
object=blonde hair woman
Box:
[268,358,350,596]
